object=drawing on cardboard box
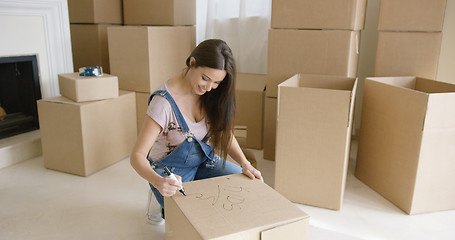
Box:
[186,178,250,211]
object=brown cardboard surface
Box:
[37,91,137,176]
[135,92,150,135]
[267,29,359,97]
[108,26,195,93]
[263,97,277,161]
[271,0,366,30]
[374,31,442,80]
[58,73,118,102]
[68,0,122,24]
[123,0,196,26]
[378,0,447,31]
[164,174,309,239]
[356,76,455,214]
[70,24,113,73]
[235,73,266,149]
[275,74,357,210]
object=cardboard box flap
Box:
[170,174,308,239]
[261,218,309,240]
[278,74,356,127]
[279,74,356,91]
[424,93,455,130]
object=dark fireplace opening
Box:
[0,55,41,139]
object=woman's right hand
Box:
[153,174,183,197]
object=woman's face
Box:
[186,61,227,96]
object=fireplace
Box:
[0,55,42,139]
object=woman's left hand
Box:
[241,162,263,181]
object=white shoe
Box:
[145,189,164,225]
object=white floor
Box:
[1,141,454,240]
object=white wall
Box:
[0,15,52,98]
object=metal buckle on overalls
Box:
[206,159,215,169]
[205,155,217,169]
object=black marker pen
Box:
[163,166,186,196]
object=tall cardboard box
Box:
[356,77,455,214]
[267,29,359,97]
[135,91,150,135]
[374,31,443,80]
[275,74,357,210]
[263,97,277,161]
[58,73,119,102]
[68,0,122,24]
[123,0,196,26]
[235,73,266,149]
[271,0,367,30]
[70,24,113,73]
[165,174,309,240]
[108,26,196,93]
[378,0,447,32]
[37,91,137,176]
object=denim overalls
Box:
[147,90,242,208]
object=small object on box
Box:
[79,66,103,77]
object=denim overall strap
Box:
[148,90,190,133]
[148,90,215,162]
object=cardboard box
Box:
[68,0,122,24]
[234,125,247,148]
[377,0,447,32]
[37,91,137,176]
[58,73,119,102]
[123,0,196,26]
[235,73,266,149]
[275,74,357,210]
[267,29,359,97]
[374,31,443,80]
[108,26,196,93]
[271,0,366,30]
[135,91,150,135]
[356,76,455,214]
[70,24,112,73]
[164,174,309,239]
[263,97,277,161]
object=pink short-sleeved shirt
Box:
[146,82,209,162]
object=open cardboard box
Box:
[275,74,357,210]
[356,76,455,214]
[164,174,309,239]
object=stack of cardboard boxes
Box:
[374,0,447,79]
[68,0,123,73]
[109,0,196,133]
[356,0,455,214]
[37,73,137,176]
[265,0,366,210]
[264,0,366,161]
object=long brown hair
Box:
[185,39,236,159]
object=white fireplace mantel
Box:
[0,0,73,98]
